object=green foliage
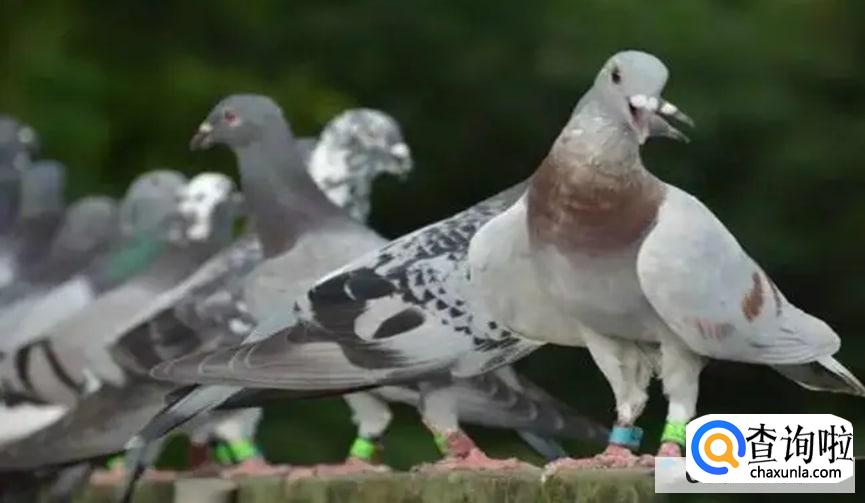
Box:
[2,0,863,474]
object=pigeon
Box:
[468,50,864,468]
[0,170,193,406]
[0,160,66,289]
[0,115,39,235]
[166,108,413,475]
[0,195,119,308]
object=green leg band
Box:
[105,454,124,470]
[213,439,259,465]
[433,433,449,455]
[661,421,687,446]
[348,437,377,461]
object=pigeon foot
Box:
[656,441,682,458]
[418,448,532,472]
[219,457,290,479]
[543,444,653,473]
[287,457,390,480]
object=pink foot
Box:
[419,448,534,472]
[656,442,682,458]
[219,457,290,479]
[287,458,390,480]
[544,445,654,474]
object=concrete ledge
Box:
[72,468,658,503]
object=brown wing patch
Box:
[741,272,764,322]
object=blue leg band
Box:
[609,425,643,449]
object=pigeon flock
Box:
[0,50,861,501]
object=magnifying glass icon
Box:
[703,432,739,468]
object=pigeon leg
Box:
[417,382,533,471]
[546,333,655,471]
[288,392,392,478]
[656,334,705,458]
[209,409,290,478]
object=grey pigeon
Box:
[0,115,39,235]
[468,50,864,468]
[168,109,413,472]
[0,195,119,307]
[0,160,66,288]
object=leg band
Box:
[608,425,643,449]
[660,421,687,446]
[348,437,378,461]
[213,439,259,464]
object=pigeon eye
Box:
[223,109,239,124]
[611,67,622,84]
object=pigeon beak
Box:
[389,142,413,180]
[648,115,690,143]
[189,122,214,151]
[628,94,694,143]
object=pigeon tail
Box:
[773,356,865,397]
[516,431,569,461]
[44,463,94,503]
[134,385,240,444]
[118,443,157,503]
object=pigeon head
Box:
[318,108,413,180]
[308,108,414,221]
[18,160,65,218]
[177,172,240,241]
[190,94,289,151]
[119,170,188,238]
[51,196,119,254]
[0,115,39,169]
[590,50,693,144]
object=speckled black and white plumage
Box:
[150,182,542,390]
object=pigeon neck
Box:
[308,141,373,223]
[234,123,347,257]
[527,104,664,253]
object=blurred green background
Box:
[1,0,863,498]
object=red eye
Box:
[223,109,238,124]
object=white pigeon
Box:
[469,50,864,468]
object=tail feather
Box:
[119,385,237,503]
[117,443,155,503]
[448,369,609,444]
[773,356,865,397]
[44,463,94,503]
[515,431,568,461]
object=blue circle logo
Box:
[690,420,746,475]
